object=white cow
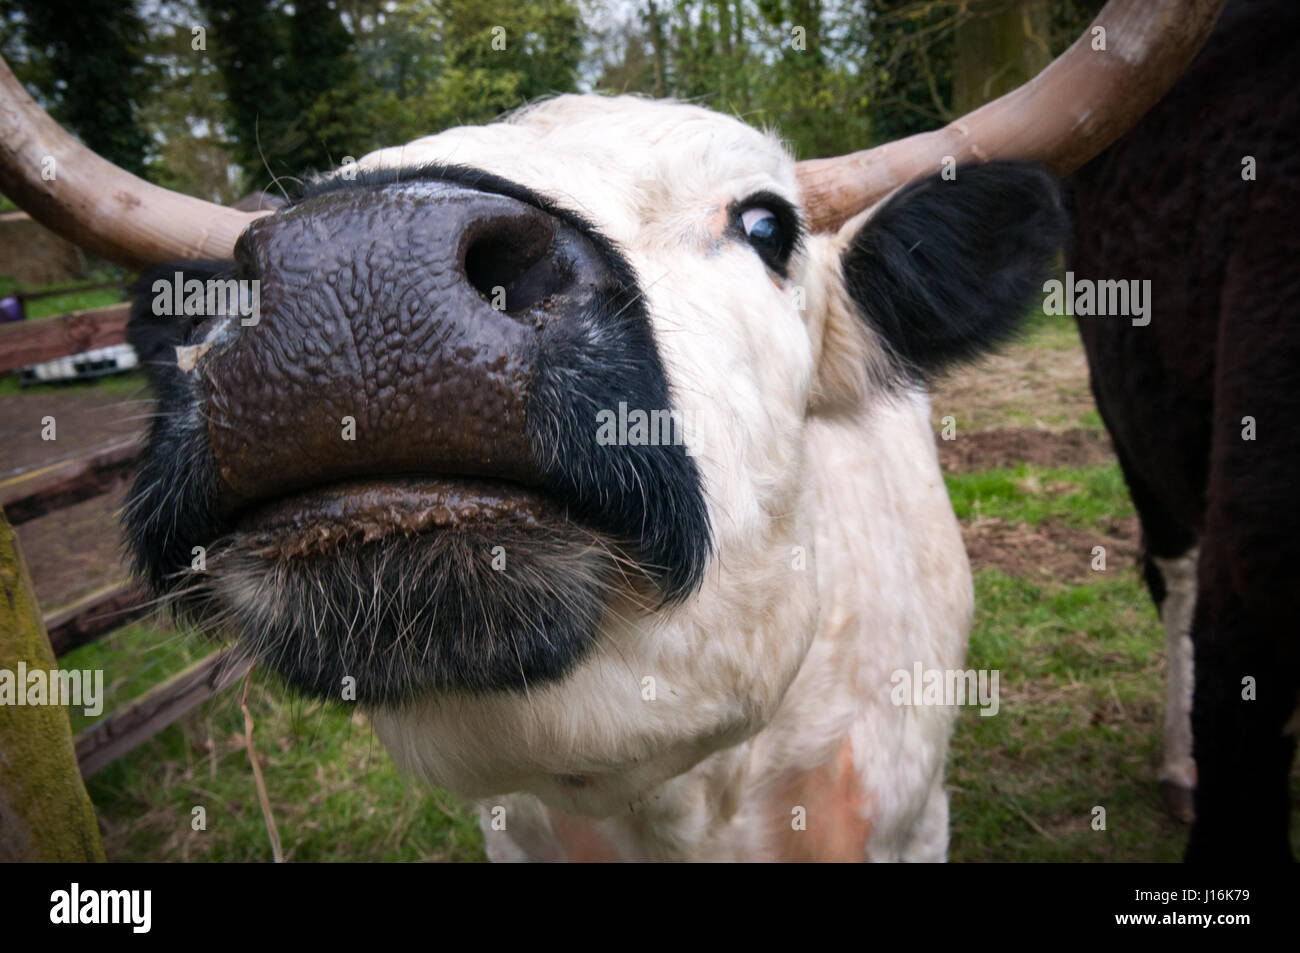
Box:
[0,0,1222,862]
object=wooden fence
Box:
[0,304,250,787]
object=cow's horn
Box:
[0,56,264,269]
[797,0,1227,233]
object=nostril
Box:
[463,213,571,314]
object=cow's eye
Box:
[734,196,799,275]
[740,207,785,263]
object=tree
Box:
[195,0,581,188]
[0,513,105,862]
[953,0,1050,114]
[2,0,152,177]
[137,0,241,204]
[200,0,363,187]
[857,0,1104,141]
[199,0,297,184]
[202,0,366,185]
[433,0,582,106]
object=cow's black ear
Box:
[842,161,1066,380]
[128,260,234,382]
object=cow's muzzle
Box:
[124,173,711,703]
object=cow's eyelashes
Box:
[733,193,798,274]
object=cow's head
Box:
[124,94,1063,700]
[0,0,1225,812]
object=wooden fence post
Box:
[0,508,104,860]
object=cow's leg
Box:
[1104,436,1201,821]
[1185,182,1300,862]
[1185,552,1298,862]
[1149,548,1198,822]
[897,774,950,863]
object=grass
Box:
[62,475,1300,862]
[945,462,1134,528]
[0,369,149,397]
[66,454,1176,863]
[1018,308,1084,352]
[0,272,127,320]
[930,311,1103,434]
[935,443,1196,859]
[64,624,484,862]
[23,288,125,320]
[948,569,1188,862]
[74,555,1227,863]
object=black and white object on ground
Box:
[19,343,139,384]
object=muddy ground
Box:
[934,426,1138,583]
[1,385,142,613]
[937,426,1114,474]
[959,513,1139,585]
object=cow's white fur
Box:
[1153,547,1198,793]
[358,96,972,861]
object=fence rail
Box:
[0,436,141,525]
[0,304,241,788]
[76,647,251,779]
[0,302,129,374]
[45,579,152,657]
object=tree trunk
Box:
[717,1,732,98]
[647,0,667,98]
[953,0,1051,114]
[0,510,105,861]
[718,0,733,58]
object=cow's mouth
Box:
[195,472,622,706]
[236,475,566,559]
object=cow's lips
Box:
[236,476,561,559]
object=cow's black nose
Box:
[209,181,621,508]
[462,205,571,313]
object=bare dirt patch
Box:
[17,486,130,613]
[931,334,1095,432]
[938,427,1115,474]
[961,514,1141,584]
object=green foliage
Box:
[860,0,956,141]
[1,0,152,177]
[436,0,581,103]
[0,1,1108,199]
[65,623,484,862]
[586,1,1099,160]
[945,462,1134,528]
[194,0,582,190]
[590,1,872,158]
[199,0,356,187]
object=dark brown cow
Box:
[1071,0,1299,861]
